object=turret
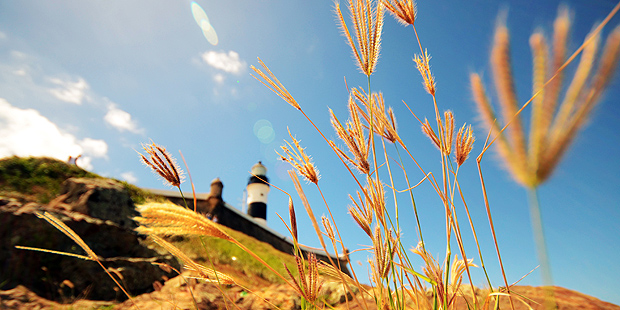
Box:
[210,177,223,199]
[246,161,270,222]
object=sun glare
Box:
[191,1,218,45]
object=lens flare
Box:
[191,2,218,45]
[253,119,275,144]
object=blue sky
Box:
[1,0,619,305]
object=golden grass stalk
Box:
[372,226,397,279]
[135,202,232,241]
[29,212,139,308]
[350,88,400,144]
[364,175,387,228]
[473,9,620,187]
[318,261,369,295]
[277,128,320,184]
[336,0,384,76]
[140,142,184,188]
[288,197,298,242]
[382,0,416,26]
[250,57,301,111]
[455,124,475,166]
[330,96,371,174]
[441,110,454,156]
[541,25,620,181]
[288,170,369,310]
[322,215,336,243]
[149,235,236,285]
[528,31,548,171]
[422,110,454,157]
[285,253,321,304]
[413,49,436,96]
[448,255,478,297]
[136,202,297,288]
[490,24,529,184]
[421,118,441,150]
[348,190,374,237]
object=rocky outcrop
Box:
[47,178,137,229]
[0,178,179,302]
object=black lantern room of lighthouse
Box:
[246,161,270,221]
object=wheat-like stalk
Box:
[455,124,475,167]
[135,202,232,241]
[330,95,371,175]
[149,235,236,285]
[336,0,384,77]
[250,57,301,111]
[139,142,184,188]
[472,10,620,187]
[277,128,320,184]
[382,0,416,26]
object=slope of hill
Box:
[1,156,618,309]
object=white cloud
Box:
[0,31,6,40]
[201,50,245,74]
[213,73,225,83]
[104,103,141,133]
[80,138,108,158]
[120,171,138,184]
[10,51,26,59]
[0,98,108,170]
[49,77,89,104]
[13,69,27,76]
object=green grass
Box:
[0,156,99,203]
[0,156,160,204]
[166,225,299,285]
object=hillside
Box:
[1,156,619,309]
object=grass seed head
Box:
[421,118,441,151]
[251,57,301,111]
[336,0,384,76]
[330,103,371,174]
[472,8,620,187]
[288,197,298,241]
[382,0,416,26]
[414,49,436,96]
[140,142,184,188]
[277,128,320,184]
[456,124,475,166]
[442,110,455,156]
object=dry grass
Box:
[472,8,620,188]
[23,1,620,310]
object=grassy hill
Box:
[0,156,298,287]
[0,156,156,204]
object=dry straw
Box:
[471,9,620,187]
[277,128,320,184]
[455,124,475,166]
[139,142,184,188]
[134,202,232,241]
[382,0,416,26]
[336,0,385,76]
[330,96,371,175]
[251,57,301,111]
[285,253,321,304]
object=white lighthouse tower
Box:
[247,161,270,223]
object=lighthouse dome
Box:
[251,161,267,176]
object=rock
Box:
[47,178,137,229]
[0,285,114,309]
[321,280,356,306]
[0,199,179,301]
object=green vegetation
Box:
[0,156,161,204]
[168,225,299,285]
[116,180,165,205]
[0,156,98,203]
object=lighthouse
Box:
[247,161,270,222]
